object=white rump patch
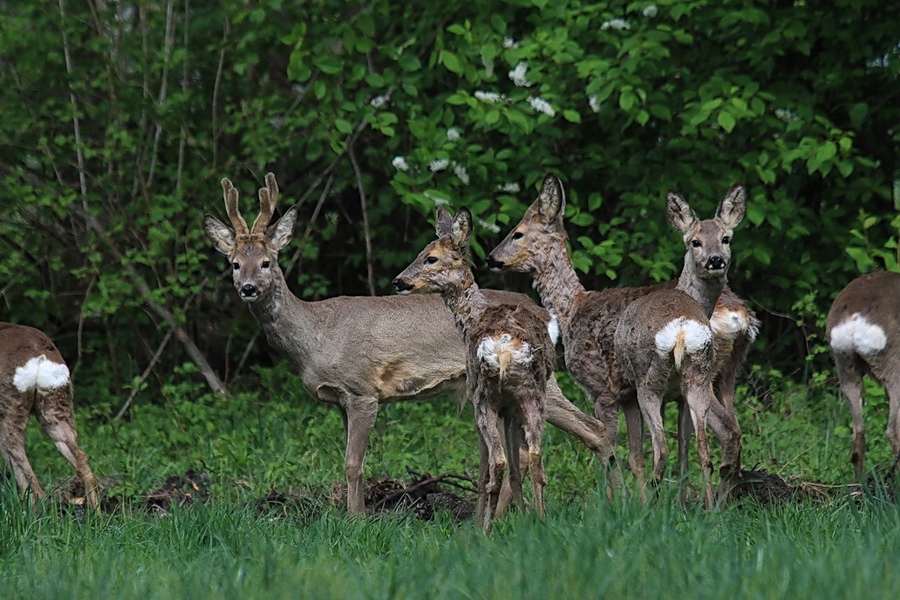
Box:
[830,313,888,357]
[710,309,750,340]
[547,313,560,345]
[477,334,533,374]
[654,318,713,358]
[12,355,70,393]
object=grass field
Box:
[2,366,899,598]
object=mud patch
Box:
[254,490,324,524]
[330,470,476,521]
[144,469,210,515]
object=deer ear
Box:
[267,205,298,251]
[450,207,473,248]
[717,184,746,229]
[537,173,565,224]
[435,206,454,237]
[665,191,698,234]
[204,214,236,255]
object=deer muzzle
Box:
[392,277,413,294]
[239,283,259,300]
[705,256,727,272]
[485,255,505,270]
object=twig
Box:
[115,328,174,420]
[373,472,477,509]
[349,146,375,295]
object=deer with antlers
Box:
[487,174,753,499]
[826,271,900,482]
[393,207,554,529]
[204,173,616,516]
[0,322,99,507]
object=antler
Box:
[221,178,250,236]
[251,172,279,235]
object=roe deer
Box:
[203,173,616,516]
[613,187,746,506]
[393,207,554,529]
[826,271,900,482]
[0,323,99,507]
[487,174,756,495]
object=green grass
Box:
[4,365,900,597]
[3,490,900,599]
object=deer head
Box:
[392,207,475,295]
[204,173,298,302]
[486,173,568,274]
[667,184,746,281]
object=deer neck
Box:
[247,266,317,361]
[531,240,585,331]
[442,271,488,338]
[676,256,726,318]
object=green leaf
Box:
[717,111,736,133]
[442,51,463,75]
[562,109,581,123]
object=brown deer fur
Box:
[487,174,756,495]
[0,323,99,507]
[393,207,557,529]
[204,173,615,516]
[613,187,746,506]
[826,271,900,482]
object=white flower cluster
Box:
[474,90,506,104]
[447,127,461,142]
[528,96,555,117]
[508,62,532,87]
[478,219,501,234]
[588,95,601,113]
[499,182,521,194]
[601,18,629,30]
[453,163,470,185]
[392,156,410,172]
[642,5,658,18]
[774,108,800,123]
[370,95,387,108]
[429,158,450,172]
[502,37,518,49]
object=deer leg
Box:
[520,389,546,518]
[884,376,900,464]
[676,399,692,505]
[495,413,524,518]
[340,397,379,516]
[0,406,46,503]
[621,392,648,500]
[473,391,506,530]
[684,382,714,509]
[714,361,738,415]
[474,432,489,527]
[636,385,667,492]
[834,352,866,482]
[706,392,743,489]
[544,377,620,489]
[35,386,100,508]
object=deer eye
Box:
[425,256,439,265]
[691,240,702,248]
[232,262,240,271]
[721,236,731,245]
[512,231,524,240]
[262,260,271,269]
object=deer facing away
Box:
[393,207,554,529]
[0,322,99,507]
[203,173,616,516]
[826,271,900,482]
[613,187,746,506]
[487,174,755,497]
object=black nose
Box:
[240,283,258,297]
[706,256,726,270]
[486,256,504,270]
[392,277,412,292]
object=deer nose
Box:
[392,277,412,293]
[706,256,726,271]
[240,283,258,298]
[485,256,504,270]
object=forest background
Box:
[0,0,898,492]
